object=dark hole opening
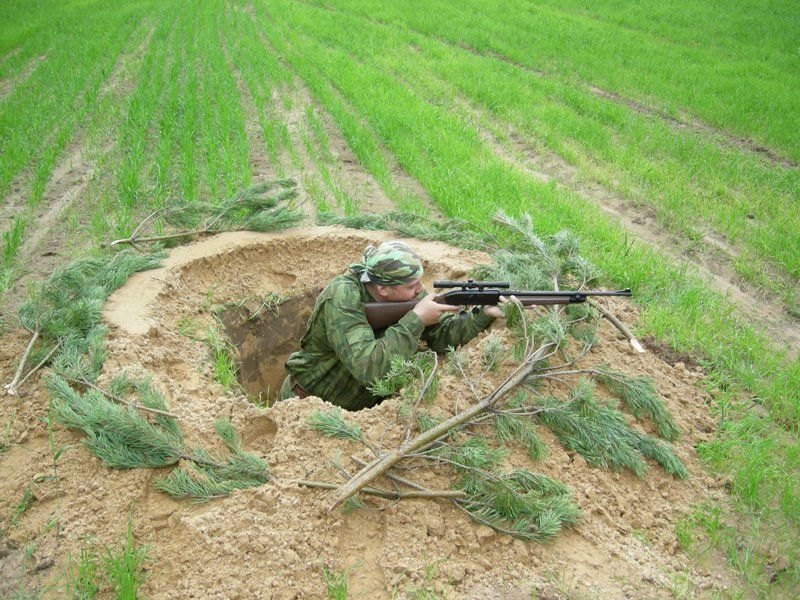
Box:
[219,290,318,405]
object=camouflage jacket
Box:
[284,272,494,410]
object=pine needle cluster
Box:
[429,436,578,542]
[458,469,580,542]
[318,211,491,251]
[156,420,270,501]
[307,409,364,444]
[49,372,269,500]
[114,180,304,247]
[368,351,438,407]
[493,412,547,461]
[595,367,681,440]
[47,375,182,469]
[9,249,163,391]
[535,379,688,479]
[163,180,302,235]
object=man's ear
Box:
[373,284,391,300]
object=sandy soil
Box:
[0,227,742,598]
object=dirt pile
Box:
[0,227,739,598]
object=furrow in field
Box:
[0,54,46,102]
[248,0,436,214]
[238,11,349,214]
[98,22,156,104]
[2,22,160,311]
[244,5,430,215]
[452,94,800,357]
[14,142,94,276]
[304,77,438,215]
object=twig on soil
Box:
[14,340,62,393]
[110,228,213,247]
[292,478,465,500]
[589,300,645,353]
[72,377,179,419]
[4,329,41,396]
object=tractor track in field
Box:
[476,45,798,170]
[0,54,47,102]
[584,86,798,169]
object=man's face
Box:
[375,277,424,302]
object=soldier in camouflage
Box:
[278,240,504,410]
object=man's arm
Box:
[421,306,496,352]
[324,292,426,387]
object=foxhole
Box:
[219,290,318,405]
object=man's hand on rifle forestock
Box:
[411,294,460,326]
[482,295,514,319]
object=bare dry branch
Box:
[4,329,40,396]
[589,300,645,353]
[328,341,557,510]
[293,478,465,500]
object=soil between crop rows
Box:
[0,227,740,598]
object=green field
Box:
[1,0,799,595]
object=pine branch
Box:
[110,181,303,248]
[589,300,645,353]
[307,409,364,443]
[292,479,465,500]
[595,367,680,441]
[328,340,558,510]
[534,379,686,478]
[68,377,179,419]
[155,420,270,501]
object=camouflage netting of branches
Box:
[306,210,686,542]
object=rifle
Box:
[364,280,632,330]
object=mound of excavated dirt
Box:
[0,227,740,598]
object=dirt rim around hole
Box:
[1,226,742,598]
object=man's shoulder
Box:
[322,272,366,305]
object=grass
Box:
[10,484,36,526]
[64,514,149,599]
[1,0,799,596]
[323,566,349,600]
[205,322,241,392]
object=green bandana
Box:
[349,241,423,285]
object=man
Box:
[278,240,504,410]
